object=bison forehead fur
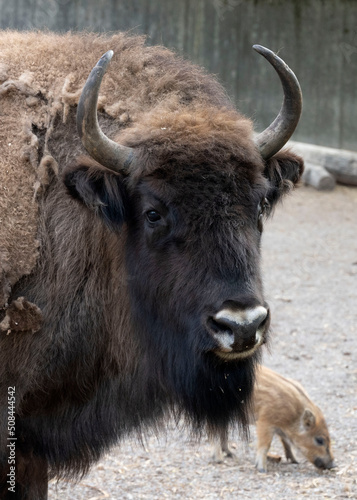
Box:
[0,30,303,488]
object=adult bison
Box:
[0,31,303,498]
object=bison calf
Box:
[212,365,336,472]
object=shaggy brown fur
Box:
[0,30,232,310]
[0,31,303,498]
[0,296,43,334]
[0,84,40,306]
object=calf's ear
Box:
[263,150,304,207]
[63,157,128,230]
[302,408,316,430]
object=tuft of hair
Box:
[264,149,304,207]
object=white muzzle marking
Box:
[214,306,268,327]
[212,331,235,353]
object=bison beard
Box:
[130,302,257,434]
[14,330,256,479]
[0,31,303,496]
[144,331,257,435]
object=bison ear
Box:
[263,150,304,207]
[63,157,128,230]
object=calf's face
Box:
[297,409,336,470]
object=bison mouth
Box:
[212,333,265,360]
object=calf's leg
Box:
[280,436,299,464]
[255,420,274,472]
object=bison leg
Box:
[0,451,48,500]
[219,428,236,459]
[211,430,225,463]
[211,427,236,462]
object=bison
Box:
[0,31,303,498]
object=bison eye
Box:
[257,197,270,232]
[146,210,162,223]
[315,437,326,446]
[260,197,270,215]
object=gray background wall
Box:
[1,0,356,151]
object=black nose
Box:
[206,305,269,354]
[314,457,337,470]
[212,309,268,338]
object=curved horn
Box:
[253,45,302,160]
[77,50,133,172]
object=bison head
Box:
[64,47,303,432]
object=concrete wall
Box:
[1,0,356,151]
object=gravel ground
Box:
[49,184,357,499]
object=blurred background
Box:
[0,0,356,151]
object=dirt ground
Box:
[49,184,357,500]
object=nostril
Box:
[314,457,326,469]
[206,316,235,353]
[257,307,269,330]
[251,307,268,330]
[207,316,233,336]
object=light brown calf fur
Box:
[212,365,335,472]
